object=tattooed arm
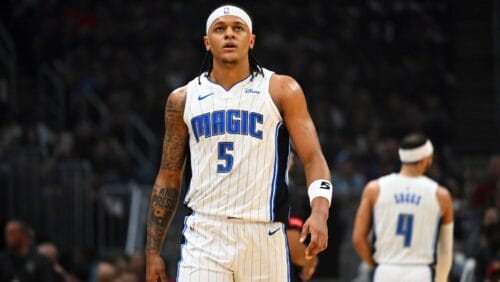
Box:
[145,86,188,282]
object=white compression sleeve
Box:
[435,223,453,282]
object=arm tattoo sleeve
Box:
[146,185,180,252]
[160,94,187,171]
[146,90,186,253]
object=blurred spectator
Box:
[37,242,78,282]
[42,132,76,173]
[421,94,452,148]
[91,134,133,184]
[0,103,22,158]
[486,260,500,282]
[332,150,366,198]
[65,0,96,32]
[127,251,145,282]
[95,261,117,282]
[366,137,400,180]
[113,255,129,276]
[472,155,500,209]
[72,119,97,161]
[475,180,500,280]
[114,270,139,282]
[331,150,365,281]
[69,247,95,281]
[0,220,54,282]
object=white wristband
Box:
[308,179,333,207]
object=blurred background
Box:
[0,0,499,281]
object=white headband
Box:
[398,140,434,162]
[206,5,252,34]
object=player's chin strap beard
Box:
[197,50,264,85]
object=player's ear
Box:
[417,158,425,169]
[249,34,256,49]
[204,36,210,51]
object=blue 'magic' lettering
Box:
[226,110,240,134]
[249,113,263,139]
[241,110,249,135]
[191,113,210,142]
[190,110,263,142]
[212,111,225,136]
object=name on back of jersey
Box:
[393,192,422,205]
[190,110,264,142]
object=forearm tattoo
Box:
[146,90,186,252]
[146,185,180,252]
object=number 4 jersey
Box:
[183,68,290,223]
[373,173,441,265]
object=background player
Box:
[352,133,454,282]
[145,4,332,282]
[286,149,319,282]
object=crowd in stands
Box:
[0,0,499,281]
[0,219,149,282]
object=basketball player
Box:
[145,5,332,282]
[352,133,453,282]
[288,205,319,282]
[286,150,319,282]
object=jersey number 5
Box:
[217,142,234,173]
[396,213,414,247]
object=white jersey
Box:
[373,173,442,265]
[183,68,290,223]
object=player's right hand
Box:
[146,253,168,282]
[301,198,329,259]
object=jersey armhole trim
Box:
[183,82,193,125]
[266,72,284,120]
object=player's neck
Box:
[399,165,424,177]
[210,60,251,89]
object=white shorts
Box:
[374,264,433,282]
[177,212,291,282]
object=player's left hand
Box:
[300,198,329,259]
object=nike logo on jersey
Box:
[268,227,280,236]
[320,181,331,190]
[198,92,214,101]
